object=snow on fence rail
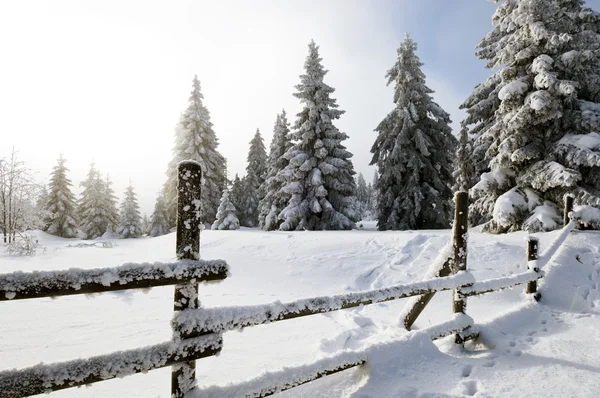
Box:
[0,259,228,301]
[1,178,582,398]
[190,314,473,398]
[0,334,222,398]
[173,271,475,335]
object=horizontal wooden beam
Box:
[0,334,222,398]
[257,360,365,397]
[174,271,475,336]
[461,271,542,297]
[0,259,228,301]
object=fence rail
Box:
[0,259,227,301]
[0,172,582,398]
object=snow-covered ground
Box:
[1,225,600,397]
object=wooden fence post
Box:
[452,191,469,344]
[525,236,540,301]
[172,161,202,398]
[564,195,574,227]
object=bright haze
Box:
[1,0,563,215]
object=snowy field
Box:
[2,225,600,397]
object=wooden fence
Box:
[0,165,581,398]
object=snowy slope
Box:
[1,227,599,397]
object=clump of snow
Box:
[470,169,513,193]
[522,201,561,232]
[558,132,600,151]
[492,187,528,229]
[498,79,529,101]
[571,204,600,229]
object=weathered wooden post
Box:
[564,194,574,227]
[172,160,202,398]
[525,236,540,300]
[452,191,469,343]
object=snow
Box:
[571,205,600,228]
[1,227,600,397]
[461,270,541,296]
[188,314,472,398]
[497,79,528,101]
[492,187,527,228]
[558,131,600,151]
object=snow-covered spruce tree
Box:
[258,111,292,230]
[141,213,150,235]
[103,174,120,234]
[453,126,477,193]
[368,171,379,220]
[240,129,267,227]
[78,164,109,239]
[462,0,600,233]
[43,154,78,238]
[211,189,240,230]
[279,41,359,230]
[230,174,245,218]
[149,193,170,237]
[163,76,227,226]
[117,183,142,238]
[370,35,457,231]
[355,172,368,219]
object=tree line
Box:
[3,0,600,238]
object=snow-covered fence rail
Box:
[403,192,579,333]
[0,334,222,398]
[0,161,230,398]
[173,271,474,336]
[0,259,227,301]
[189,314,474,398]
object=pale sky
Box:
[2,0,598,215]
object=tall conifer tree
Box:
[462,0,600,232]
[117,183,142,238]
[370,35,456,230]
[43,154,78,238]
[259,111,292,230]
[279,41,358,230]
[163,76,227,226]
[240,129,267,227]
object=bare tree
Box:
[0,148,39,243]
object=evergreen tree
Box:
[141,213,150,235]
[43,154,78,238]
[149,193,170,237]
[78,164,110,239]
[453,126,476,193]
[279,40,359,230]
[163,76,227,226]
[355,173,368,219]
[370,35,457,230]
[103,174,120,234]
[462,0,600,233]
[230,174,245,222]
[36,185,48,213]
[240,129,267,227]
[117,183,142,238]
[211,189,240,230]
[369,171,379,220]
[259,111,293,230]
